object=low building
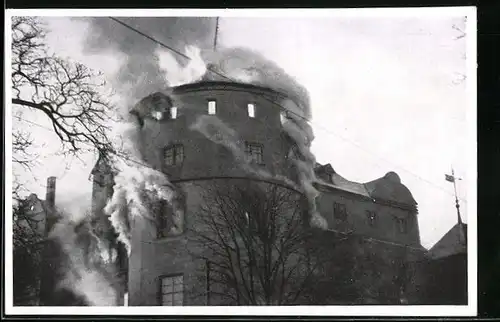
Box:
[422,222,468,304]
[310,163,426,304]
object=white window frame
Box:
[170,106,178,119]
[208,100,217,115]
[247,103,255,118]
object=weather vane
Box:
[445,166,466,245]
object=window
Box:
[396,217,407,233]
[157,194,185,238]
[333,202,347,221]
[247,103,255,118]
[160,275,184,306]
[208,100,216,115]
[164,144,184,166]
[170,107,177,119]
[366,210,377,227]
[245,142,263,164]
[157,201,173,238]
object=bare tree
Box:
[11,16,115,169]
[187,180,329,306]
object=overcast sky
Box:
[10,9,475,249]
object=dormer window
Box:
[208,100,216,115]
[247,103,255,118]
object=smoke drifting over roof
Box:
[202,47,311,118]
[83,17,216,101]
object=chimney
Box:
[44,176,57,236]
[39,176,58,306]
[45,176,56,209]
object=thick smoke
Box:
[103,114,178,255]
[190,115,299,189]
[203,47,312,119]
[280,100,327,229]
[83,17,215,102]
[49,208,117,306]
[188,46,324,228]
[113,38,325,229]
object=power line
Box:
[108,17,468,202]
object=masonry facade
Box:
[90,79,425,306]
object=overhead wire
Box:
[13,115,157,171]
[108,17,468,203]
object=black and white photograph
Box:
[5,7,477,316]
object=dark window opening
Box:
[245,142,263,164]
[160,275,184,306]
[157,191,185,238]
[396,217,407,233]
[164,144,184,166]
[157,200,184,238]
[333,202,347,221]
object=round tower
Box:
[133,81,303,183]
[125,80,309,306]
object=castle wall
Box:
[316,187,421,247]
[90,81,424,306]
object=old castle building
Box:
[90,77,426,306]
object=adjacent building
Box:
[421,222,468,304]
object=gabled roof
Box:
[314,163,417,209]
[428,223,467,259]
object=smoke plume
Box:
[83,17,215,102]
[103,113,179,255]
[203,47,311,119]
[190,115,300,189]
[48,207,117,306]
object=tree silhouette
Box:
[187,180,330,305]
[11,16,115,172]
